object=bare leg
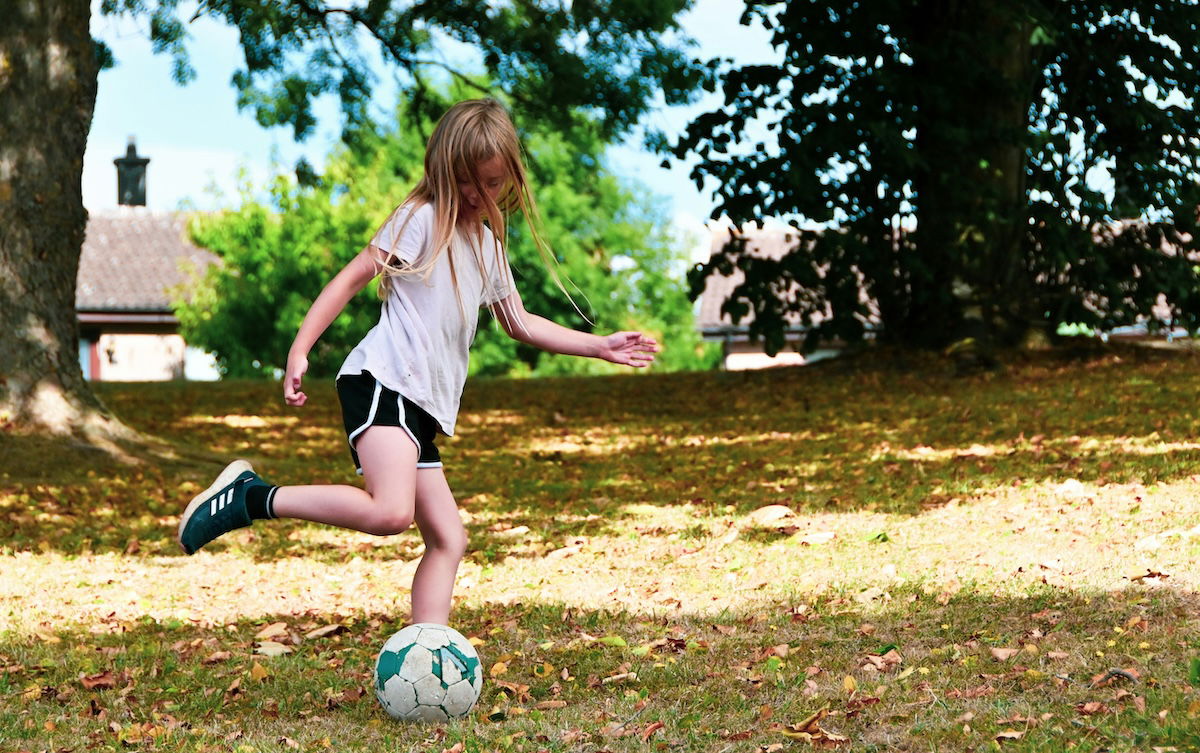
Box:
[270,426,418,536]
[409,468,468,625]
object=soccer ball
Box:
[374,623,483,722]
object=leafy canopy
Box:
[176,92,718,378]
[676,1,1200,354]
[96,0,707,155]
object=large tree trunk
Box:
[0,0,133,443]
[905,1,1034,350]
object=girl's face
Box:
[457,155,508,219]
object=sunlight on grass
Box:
[179,414,302,429]
[3,351,1200,751]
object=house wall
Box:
[92,333,187,381]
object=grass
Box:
[2,345,1200,752]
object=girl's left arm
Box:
[489,291,659,368]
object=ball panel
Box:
[437,648,464,685]
[378,674,418,720]
[375,644,415,691]
[415,626,452,650]
[413,673,447,706]
[380,624,424,653]
[412,703,448,723]
[398,646,434,683]
[443,678,479,716]
[443,642,481,684]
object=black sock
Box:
[246,485,279,520]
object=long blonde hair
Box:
[377,99,562,327]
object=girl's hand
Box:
[600,331,660,368]
[284,351,309,406]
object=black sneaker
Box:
[177,460,268,555]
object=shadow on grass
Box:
[2,586,1198,752]
[4,349,1200,557]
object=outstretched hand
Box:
[600,331,660,368]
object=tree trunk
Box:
[0,0,133,443]
[906,0,1034,350]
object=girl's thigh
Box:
[356,425,419,506]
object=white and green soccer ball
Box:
[374,623,483,722]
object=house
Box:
[696,221,838,370]
[76,140,219,381]
[697,218,1197,364]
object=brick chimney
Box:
[114,137,150,206]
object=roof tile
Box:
[77,208,217,312]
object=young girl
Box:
[176,99,658,625]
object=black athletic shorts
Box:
[335,370,442,474]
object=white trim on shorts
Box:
[347,381,444,475]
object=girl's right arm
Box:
[284,247,382,406]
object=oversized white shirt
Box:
[338,202,513,435]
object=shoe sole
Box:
[177,459,254,554]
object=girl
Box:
[176,98,659,626]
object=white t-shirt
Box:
[338,202,513,435]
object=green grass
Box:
[2,346,1200,751]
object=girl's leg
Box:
[271,426,419,536]
[409,468,468,625]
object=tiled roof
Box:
[77,208,217,312]
[696,223,807,331]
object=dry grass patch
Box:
[2,347,1200,751]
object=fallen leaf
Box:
[250,662,270,683]
[202,650,232,664]
[1076,701,1110,716]
[746,505,795,528]
[492,680,530,701]
[990,647,1020,661]
[1128,569,1170,582]
[776,706,849,746]
[254,622,289,641]
[254,641,293,657]
[639,721,665,742]
[80,672,116,690]
[996,730,1024,741]
[534,700,566,710]
[304,625,345,640]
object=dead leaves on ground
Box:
[772,706,850,747]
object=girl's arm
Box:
[489,290,659,367]
[284,247,381,406]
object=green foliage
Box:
[96,0,708,149]
[176,94,717,378]
[676,1,1200,354]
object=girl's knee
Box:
[365,498,413,536]
[426,526,468,559]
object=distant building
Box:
[697,218,1196,363]
[76,139,219,381]
[696,222,836,370]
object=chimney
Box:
[114,137,150,206]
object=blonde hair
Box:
[377,98,563,328]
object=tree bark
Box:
[0,0,133,442]
[906,0,1034,349]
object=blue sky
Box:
[83,0,777,247]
